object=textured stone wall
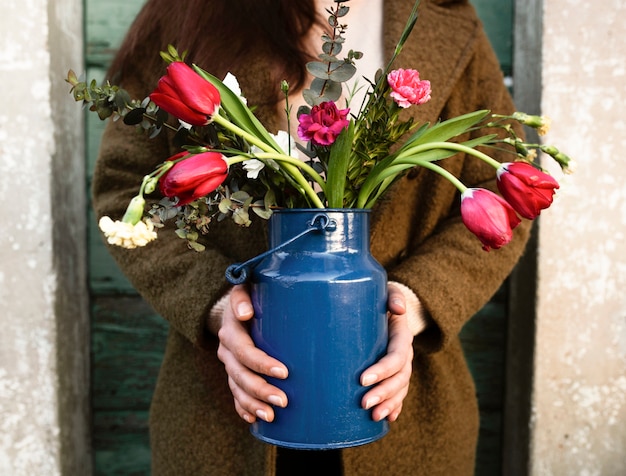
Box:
[0,0,90,474]
[533,0,626,474]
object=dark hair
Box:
[108,0,320,102]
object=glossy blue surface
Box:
[250,209,389,449]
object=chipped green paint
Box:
[86,1,514,474]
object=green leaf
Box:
[328,62,357,82]
[307,62,331,80]
[404,110,490,148]
[325,121,355,208]
[322,41,343,55]
[218,198,232,214]
[231,190,251,202]
[303,78,342,105]
[336,5,350,17]
[192,66,281,151]
[123,108,146,125]
[189,241,206,252]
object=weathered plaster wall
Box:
[0,0,90,474]
[532,0,626,474]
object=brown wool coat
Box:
[92,0,531,474]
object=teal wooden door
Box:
[86,1,514,474]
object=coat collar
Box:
[383,0,480,122]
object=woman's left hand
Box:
[359,283,415,422]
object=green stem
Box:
[396,141,502,169]
[357,141,494,208]
[226,153,327,197]
[411,160,467,193]
[252,153,326,193]
[213,114,324,208]
[212,113,276,154]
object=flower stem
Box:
[226,153,327,204]
[411,160,467,192]
[212,114,324,208]
[395,141,502,169]
[250,153,327,194]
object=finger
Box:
[388,403,404,422]
[365,377,410,422]
[219,345,288,414]
[229,377,279,423]
[387,283,406,316]
[217,330,289,380]
[361,358,412,410]
[360,314,413,385]
[230,284,254,321]
[218,309,289,379]
[233,396,256,424]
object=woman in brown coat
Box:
[92,0,531,474]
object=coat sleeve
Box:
[91,77,245,349]
[387,26,533,354]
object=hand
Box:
[359,283,415,422]
[216,285,289,424]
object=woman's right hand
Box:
[216,285,289,424]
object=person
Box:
[92,0,531,474]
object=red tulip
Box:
[497,162,560,219]
[150,62,221,126]
[461,188,521,251]
[159,151,228,205]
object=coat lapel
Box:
[383,0,480,123]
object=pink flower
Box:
[497,162,560,219]
[297,101,350,146]
[150,62,221,126]
[387,68,431,108]
[461,188,521,251]
[159,151,228,205]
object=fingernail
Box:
[270,367,288,379]
[392,298,406,311]
[377,408,390,421]
[268,395,285,407]
[236,302,253,317]
[365,396,381,410]
[256,409,269,422]
[242,413,252,423]
[361,373,377,386]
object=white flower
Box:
[223,72,247,105]
[98,216,157,249]
[242,158,265,179]
[251,130,299,159]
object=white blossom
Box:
[223,72,247,104]
[98,216,157,249]
[242,158,265,179]
[251,130,299,158]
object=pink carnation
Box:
[387,68,431,108]
[297,101,350,146]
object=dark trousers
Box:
[276,448,342,475]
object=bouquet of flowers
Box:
[67,0,571,252]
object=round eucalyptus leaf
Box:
[123,107,146,125]
[328,62,357,82]
[306,61,331,80]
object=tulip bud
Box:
[122,195,147,225]
[159,151,228,205]
[150,62,221,126]
[460,188,521,251]
[496,162,559,219]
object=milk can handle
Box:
[224,213,336,285]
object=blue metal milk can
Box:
[227,209,389,449]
